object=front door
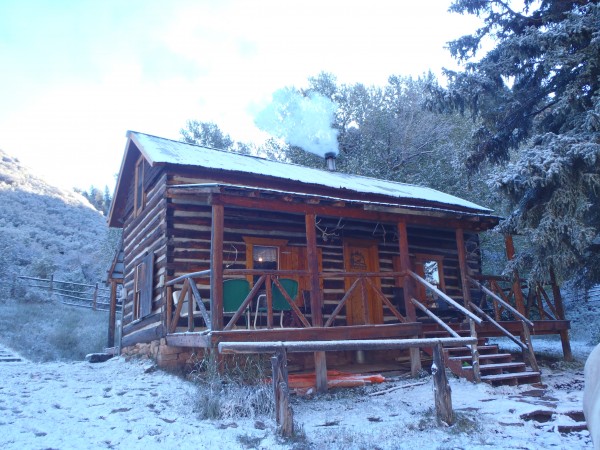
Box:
[343,238,383,325]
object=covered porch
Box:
[155,183,571,390]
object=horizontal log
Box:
[218,337,477,354]
[166,322,422,347]
[166,333,211,348]
[121,324,165,347]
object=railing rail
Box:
[16,275,113,311]
[407,270,482,325]
[469,276,539,372]
[166,269,409,333]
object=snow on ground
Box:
[0,340,594,450]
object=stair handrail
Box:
[411,298,461,338]
[469,277,534,328]
[469,276,539,373]
[408,270,482,325]
[468,302,527,350]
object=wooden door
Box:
[343,238,383,325]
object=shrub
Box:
[189,351,274,420]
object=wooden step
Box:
[480,362,526,372]
[449,353,512,364]
[481,371,541,386]
[446,344,499,356]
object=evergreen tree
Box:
[432,0,600,283]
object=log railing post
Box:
[92,283,98,311]
[397,221,421,376]
[108,281,118,347]
[550,267,573,361]
[432,343,454,425]
[271,347,293,437]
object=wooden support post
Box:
[455,228,481,382]
[397,221,421,377]
[107,281,117,348]
[49,274,54,293]
[432,343,454,425]
[92,283,98,311]
[550,267,573,361]
[211,204,224,331]
[165,284,172,335]
[187,288,194,332]
[271,348,293,437]
[305,213,323,327]
[306,213,327,393]
[266,275,273,329]
[504,235,526,316]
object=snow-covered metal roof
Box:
[128,131,492,213]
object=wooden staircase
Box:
[424,330,542,386]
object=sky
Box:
[0,0,482,192]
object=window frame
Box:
[134,156,145,216]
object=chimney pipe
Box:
[325,152,336,171]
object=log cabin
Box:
[107,131,572,389]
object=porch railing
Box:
[468,276,539,372]
[164,269,409,333]
[407,270,483,381]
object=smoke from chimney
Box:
[254,88,339,161]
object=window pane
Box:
[253,246,277,264]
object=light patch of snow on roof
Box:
[130,131,491,212]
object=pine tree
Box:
[433,0,600,283]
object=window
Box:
[133,252,154,320]
[243,237,287,285]
[134,156,145,216]
[414,254,445,307]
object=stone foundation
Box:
[121,338,199,369]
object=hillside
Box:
[0,148,114,299]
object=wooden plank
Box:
[211,204,225,330]
[211,322,422,345]
[218,337,477,354]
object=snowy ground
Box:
[0,340,594,450]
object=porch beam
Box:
[210,192,496,231]
[210,204,224,331]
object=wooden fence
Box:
[16,275,117,312]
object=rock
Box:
[85,353,113,363]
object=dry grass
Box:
[0,298,108,361]
[188,351,275,420]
